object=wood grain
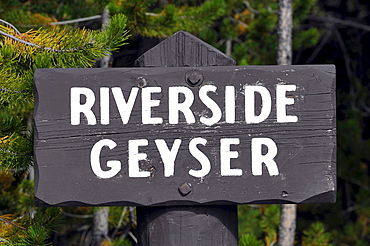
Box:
[34,65,336,207]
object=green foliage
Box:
[240,233,264,246]
[108,0,226,38]
[0,0,109,31]
[0,207,63,245]
[238,205,263,238]
[293,0,317,25]
[1,0,228,38]
[0,13,129,244]
[293,28,320,50]
[238,205,279,245]
[301,222,333,246]
[337,221,370,246]
[198,0,320,65]
[18,225,52,245]
[260,205,280,245]
[0,14,129,172]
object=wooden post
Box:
[135,31,238,246]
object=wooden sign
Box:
[34,65,336,206]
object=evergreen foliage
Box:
[0,13,129,244]
[238,205,280,246]
[239,233,264,246]
[0,0,110,31]
[301,222,332,246]
[108,0,226,37]
[198,0,320,65]
[1,0,226,39]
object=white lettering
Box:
[70,87,96,125]
[225,86,235,123]
[100,87,109,125]
[188,137,211,178]
[276,85,298,123]
[199,85,222,126]
[90,139,121,179]
[142,87,163,124]
[155,139,182,177]
[128,139,150,177]
[112,87,139,124]
[251,138,279,176]
[245,85,272,124]
[169,86,195,124]
[220,138,242,176]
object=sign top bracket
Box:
[135,31,235,67]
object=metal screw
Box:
[136,77,147,88]
[178,183,192,196]
[281,191,289,197]
[185,71,204,87]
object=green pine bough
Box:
[0,14,129,245]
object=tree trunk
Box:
[100,7,111,68]
[277,0,293,66]
[93,207,109,245]
[279,204,297,246]
[277,1,297,246]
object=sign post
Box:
[34,31,336,245]
[135,31,239,245]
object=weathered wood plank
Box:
[135,31,236,67]
[34,65,336,206]
[136,206,238,245]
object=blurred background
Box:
[0,0,369,245]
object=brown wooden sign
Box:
[34,65,336,206]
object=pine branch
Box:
[0,29,78,52]
[0,14,129,173]
[0,12,130,245]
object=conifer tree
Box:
[0,14,129,245]
[195,0,319,66]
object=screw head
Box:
[280,191,289,197]
[185,71,204,87]
[178,183,192,196]
[136,77,147,88]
